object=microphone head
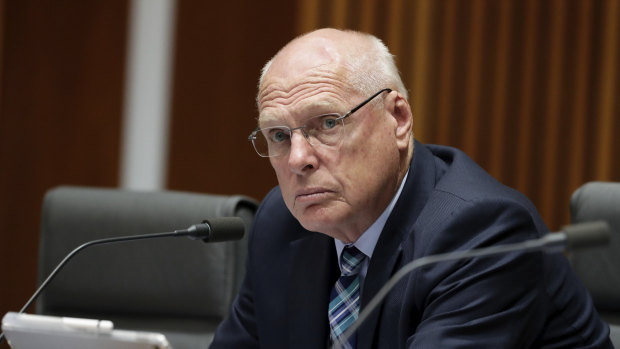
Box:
[561,220,611,250]
[201,217,245,243]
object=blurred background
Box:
[1,0,619,335]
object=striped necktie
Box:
[328,245,365,349]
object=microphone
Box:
[178,217,246,242]
[331,220,611,349]
[0,217,245,345]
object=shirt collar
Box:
[335,170,409,261]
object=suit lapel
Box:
[358,142,438,349]
[287,232,338,349]
[357,226,406,349]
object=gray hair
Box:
[340,31,408,100]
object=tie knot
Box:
[340,246,365,276]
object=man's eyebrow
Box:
[301,99,341,114]
[257,114,283,127]
[295,101,345,123]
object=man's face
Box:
[257,41,403,242]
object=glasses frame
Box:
[249,88,392,158]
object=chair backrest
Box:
[36,186,258,349]
[568,181,620,345]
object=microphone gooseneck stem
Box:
[0,231,185,345]
[18,231,184,316]
[0,219,243,345]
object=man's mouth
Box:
[295,187,333,204]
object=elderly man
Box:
[210,29,612,348]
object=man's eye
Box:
[269,129,290,143]
[321,117,339,130]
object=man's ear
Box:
[387,91,413,149]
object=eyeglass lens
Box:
[253,114,344,157]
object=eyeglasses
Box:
[248,88,392,157]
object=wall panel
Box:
[0,1,129,328]
[166,1,297,200]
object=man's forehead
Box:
[257,30,361,123]
[267,37,343,85]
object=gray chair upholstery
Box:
[36,186,258,349]
[568,181,620,346]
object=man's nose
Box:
[287,129,318,173]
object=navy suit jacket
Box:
[211,142,612,348]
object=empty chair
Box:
[568,181,620,346]
[35,186,258,349]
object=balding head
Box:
[258,29,407,109]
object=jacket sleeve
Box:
[209,271,260,348]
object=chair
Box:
[35,186,258,349]
[568,181,620,346]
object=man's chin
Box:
[294,208,346,237]
[296,217,332,234]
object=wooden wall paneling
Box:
[409,0,434,143]
[297,0,320,34]
[615,27,620,183]
[396,0,417,87]
[329,0,348,29]
[552,2,583,228]
[385,0,405,58]
[434,0,459,147]
[514,0,540,202]
[540,0,568,225]
[166,1,296,201]
[499,1,530,189]
[358,0,377,34]
[567,0,593,197]
[583,0,608,182]
[461,0,485,161]
[611,3,620,181]
[595,0,619,180]
[0,0,129,325]
[0,0,6,339]
[0,0,4,111]
[488,0,513,180]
